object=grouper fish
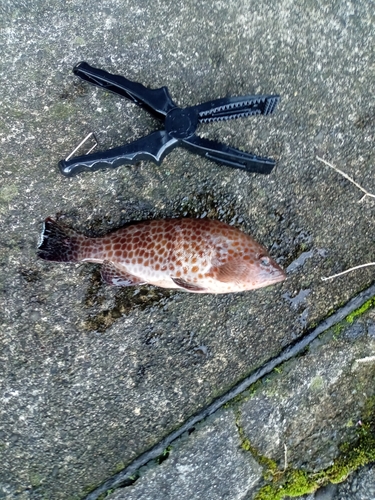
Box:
[37,217,286,294]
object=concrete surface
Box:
[0,0,374,499]
[109,410,263,500]
[108,310,375,500]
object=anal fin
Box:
[171,277,207,292]
[101,260,146,287]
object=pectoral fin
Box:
[214,259,247,283]
[101,261,146,287]
[171,277,207,292]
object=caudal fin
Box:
[37,217,82,262]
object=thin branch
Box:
[352,356,375,372]
[316,156,375,203]
[283,443,288,471]
[322,263,375,281]
[65,132,98,161]
[356,356,375,364]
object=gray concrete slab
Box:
[105,311,375,500]
[109,409,262,500]
[0,0,374,499]
[238,315,375,473]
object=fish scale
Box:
[38,218,286,294]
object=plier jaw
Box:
[59,62,280,177]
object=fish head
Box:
[214,246,286,291]
[247,252,286,289]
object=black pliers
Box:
[59,62,280,177]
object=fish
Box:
[37,217,286,294]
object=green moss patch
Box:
[346,296,375,324]
[252,396,375,499]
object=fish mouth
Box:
[264,266,287,285]
[270,271,287,283]
[274,264,287,278]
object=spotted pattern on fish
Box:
[37,217,286,294]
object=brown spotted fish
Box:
[37,217,285,294]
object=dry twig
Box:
[322,263,375,281]
[356,356,375,364]
[317,156,374,281]
[316,156,375,203]
[283,443,288,471]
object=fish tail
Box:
[37,217,84,262]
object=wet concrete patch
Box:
[83,267,173,332]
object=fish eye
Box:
[259,256,270,266]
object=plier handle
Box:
[59,62,280,177]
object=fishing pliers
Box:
[59,62,280,177]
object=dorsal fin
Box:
[101,261,146,287]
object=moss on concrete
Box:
[0,184,19,213]
[250,396,375,499]
[235,410,278,480]
[255,471,316,500]
[346,296,375,324]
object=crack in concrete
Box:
[84,282,375,500]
